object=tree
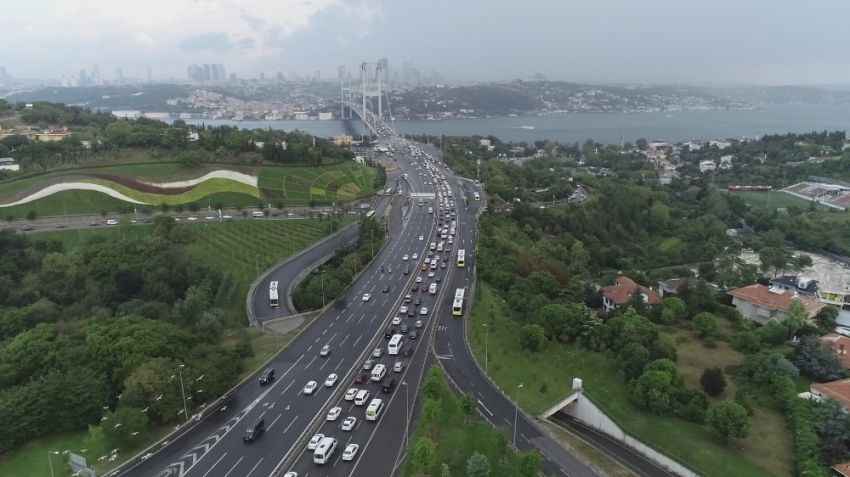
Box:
[629,370,678,415]
[785,297,807,338]
[518,324,546,352]
[705,402,750,442]
[693,312,718,339]
[494,427,510,465]
[793,335,844,382]
[422,366,444,400]
[101,406,149,450]
[636,138,648,150]
[26,210,37,220]
[460,392,477,425]
[518,450,543,477]
[813,397,850,464]
[617,342,650,382]
[657,297,686,325]
[700,367,727,397]
[466,451,491,477]
[816,306,840,329]
[441,463,451,477]
[410,437,437,475]
[421,398,442,425]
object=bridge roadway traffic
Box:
[120,145,441,477]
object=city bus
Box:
[269,281,279,308]
[388,334,404,355]
[474,192,480,202]
[457,249,466,268]
[365,210,375,219]
[452,288,465,316]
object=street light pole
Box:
[370,229,374,256]
[321,272,325,307]
[402,381,409,448]
[483,324,489,374]
[513,383,523,448]
[48,451,59,477]
[178,365,189,422]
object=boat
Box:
[520,125,535,130]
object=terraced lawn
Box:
[84,178,260,205]
[1,189,137,218]
[258,163,376,205]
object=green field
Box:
[257,163,376,205]
[726,190,824,211]
[402,368,524,477]
[467,283,784,477]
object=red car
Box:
[354,373,368,384]
[402,346,414,357]
[443,256,450,262]
[421,285,428,292]
[55,224,68,229]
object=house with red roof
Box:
[601,276,661,312]
[727,284,825,325]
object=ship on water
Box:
[521,125,535,129]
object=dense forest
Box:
[0,217,251,457]
[0,100,355,174]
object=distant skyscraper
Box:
[289,70,297,81]
[230,73,236,82]
[147,67,152,82]
[0,67,6,81]
[259,72,265,81]
[277,71,284,82]
[379,58,388,82]
[338,66,345,79]
[92,65,102,85]
[79,69,88,86]
[203,64,211,81]
[314,70,321,81]
[115,67,123,84]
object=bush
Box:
[703,336,717,348]
[693,312,718,338]
[705,402,750,442]
[518,324,546,352]
[700,367,727,397]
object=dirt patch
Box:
[87,173,197,195]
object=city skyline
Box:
[2,0,850,85]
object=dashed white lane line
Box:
[244,458,263,477]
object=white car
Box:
[403,255,409,261]
[416,276,423,283]
[325,373,338,387]
[420,307,428,315]
[303,381,318,395]
[342,443,359,461]
[341,416,357,431]
[412,253,418,260]
[187,216,198,221]
[345,388,359,401]
[205,216,215,220]
[428,272,435,278]
[419,235,424,241]
[327,407,342,421]
[320,345,331,357]
[400,306,409,314]
[393,361,405,372]
[287,212,294,217]
[308,434,325,450]
[362,294,371,302]
[284,473,298,477]
[392,316,402,325]
[222,215,233,219]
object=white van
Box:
[428,207,433,214]
[430,242,436,251]
[252,211,264,218]
[437,241,444,252]
[355,389,371,406]
[106,219,119,225]
[365,398,385,421]
[430,259,437,270]
[429,283,437,295]
[313,437,338,464]
[371,364,387,382]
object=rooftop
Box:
[727,284,824,314]
[812,379,850,409]
[601,276,662,306]
[821,333,850,369]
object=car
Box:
[383,285,390,293]
[345,388,358,401]
[400,324,410,333]
[400,305,409,314]
[403,268,410,275]
[407,309,416,317]
[205,216,215,220]
[412,253,418,260]
[143,219,153,223]
[422,264,428,271]
[342,443,359,461]
[303,381,318,394]
[271,213,280,217]
[410,330,419,339]
[362,293,373,302]
[364,359,375,370]
[421,285,429,292]
[414,298,422,306]
[393,361,405,372]
[188,216,198,221]
[445,244,452,250]
[443,256,450,262]
[435,276,442,282]
[259,368,275,384]
[222,215,232,219]
[354,373,368,384]
[372,348,384,358]
[415,320,424,328]
[420,307,428,315]
[320,345,331,357]
[341,416,357,431]
[416,276,423,283]
[55,224,67,229]
[428,271,435,278]
[308,433,325,450]
[441,262,447,269]
[327,406,342,421]
[403,254,409,261]
[287,212,294,217]
[428,251,434,257]
[89,222,100,227]
[419,235,424,241]
[284,472,297,477]
[173,218,180,221]
[392,316,402,325]
[402,346,414,357]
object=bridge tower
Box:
[340,73,352,119]
[360,61,382,137]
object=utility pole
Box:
[178,365,189,422]
[483,324,489,374]
[513,383,523,447]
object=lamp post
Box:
[513,383,523,448]
[483,324,489,374]
[178,365,189,422]
[370,229,374,256]
[402,381,410,448]
[321,272,325,307]
[47,451,59,477]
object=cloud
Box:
[178,32,232,52]
[241,14,266,31]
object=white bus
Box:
[388,334,404,355]
[452,288,465,316]
[457,249,466,268]
[269,281,279,308]
[313,437,338,464]
[252,211,264,217]
[365,398,385,421]
[474,192,480,202]
[365,210,376,219]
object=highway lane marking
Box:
[322,329,328,335]
[478,400,494,416]
[283,415,299,433]
[280,380,296,395]
[244,458,263,477]
[200,453,227,477]
[339,333,350,346]
[334,358,346,371]
[352,334,362,348]
[221,456,243,477]
[345,313,354,323]
[357,315,364,324]
[319,357,331,370]
[306,356,317,368]
[267,413,283,430]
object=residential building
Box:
[709,139,732,149]
[334,134,353,147]
[727,284,825,325]
[687,139,703,151]
[768,276,819,299]
[34,128,72,141]
[318,112,333,120]
[720,155,735,165]
[699,160,716,172]
[819,334,850,369]
[479,139,491,147]
[810,379,850,409]
[601,276,662,312]
[657,278,719,297]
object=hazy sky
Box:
[4,0,850,85]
